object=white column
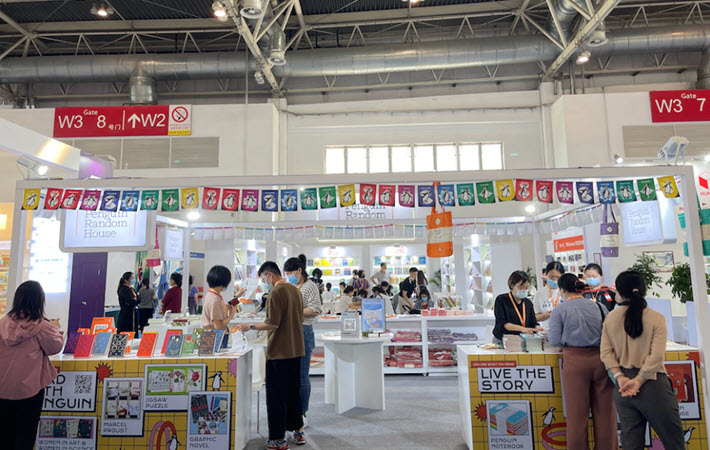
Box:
[453,237,468,307]
[8,187,27,301]
[181,227,190,313]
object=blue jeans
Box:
[299,324,315,414]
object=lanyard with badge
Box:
[508,292,526,326]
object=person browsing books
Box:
[532,261,565,329]
[159,272,183,315]
[237,262,306,450]
[547,273,617,450]
[0,281,64,450]
[201,265,245,331]
[137,278,157,332]
[492,270,543,344]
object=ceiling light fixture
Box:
[705,153,710,162]
[614,154,624,164]
[241,0,265,19]
[90,3,114,18]
[187,210,200,221]
[576,50,591,65]
[254,71,265,85]
[525,204,536,213]
[212,1,228,21]
[17,156,49,178]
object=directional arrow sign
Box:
[54,105,192,137]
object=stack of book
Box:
[503,335,524,353]
[521,334,544,353]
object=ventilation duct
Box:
[268,27,287,66]
[698,49,710,89]
[546,0,587,41]
[240,0,265,19]
[128,65,157,105]
[0,25,707,83]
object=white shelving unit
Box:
[372,255,427,290]
[308,257,360,287]
[465,238,492,313]
[235,249,264,281]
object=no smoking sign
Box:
[168,105,192,135]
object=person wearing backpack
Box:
[548,273,617,450]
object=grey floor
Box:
[245,375,468,450]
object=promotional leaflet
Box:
[36,416,97,450]
[143,364,206,411]
[43,371,97,412]
[187,391,232,449]
[361,298,386,334]
[341,312,359,336]
[101,378,144,436]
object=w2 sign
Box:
[53,105,192,137]
[650,90,710,123]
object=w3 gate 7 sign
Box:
[53,105,192,138]
[650,90,710,122]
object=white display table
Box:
[321,333,392,414]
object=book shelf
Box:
[235,249,264,281]
[441,256,456,293]
[307,257,360,282]
[466,239,492,313]
[372,255,427,287]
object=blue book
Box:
[92,331,113,355]
[213,329,225,353]
[165,334,184,357]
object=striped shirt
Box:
[299,279,322,326]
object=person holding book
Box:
[117,271,137,332]
[237,262,305,450]
[160,272,183,315]
[201,265,244,331]
[0,280,64,449]
[492,270,543,344]
[547,273,617,450]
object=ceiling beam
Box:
[544,0,622,79]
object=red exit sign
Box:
[53,105,192,138]
[650,90,710,123]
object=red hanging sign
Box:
[515,179,533,201]
[202,187,221,210]
[61,189,82,209]
[378,185,396,207]
[360,184,376,206]
[536,180,554,203]
[649,90,710,123]
[221,189,240,211]
[44,188,63,210]
[53,105,192,137]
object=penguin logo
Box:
[163,193,177,209]
[578,186,592,202]
[62,193,77,208]
[362,187,374,204]
[26,193,38,208]
[541,407,556,427]
[380,189,393,205]
[619,185,633,200]
[264,194,276,210]
[500,184,511,199]
[519,183,530,199]
[47,191,60,208]
[439,189,454,205]
[684,426,695,444]
[400,190,413,205]
[223,193,237,210]
[322,191,334,206]
[282,193,296,210]
[599,186,613,202]
[538,185,550,202]
[184,192,196,207]
[343,189,353,204]
[205,191,218,208]
[479,186,493,202]
[243,195,257,210]
[558,186,572,202]
[663,180,675,196]
[103,193,118,210]
[420,188,433,205]
[143,194,157,209]
[302,193,316,208]
[209,371,225,391]
[124,195,137,211]
[168,433,181,450]
[640,183,653,198]
[459,188,473,204]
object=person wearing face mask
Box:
[547,274,617,450]
[532,262,565,329]
[492,271,543,344]
[283,254,321,425]
[583,263,616,312]
[397,267,419,313]
[117,272,137,332]
[159,272,183,315]
[237,262,305,450]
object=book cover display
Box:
[361,298,386,334]
[136,332,158,357]
[74,334,96,358]
[107,334,128,358]
[199,330,217,356]
[92,331,113,355]
[165,335,185,357]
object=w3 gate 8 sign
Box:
[53,105,192,138]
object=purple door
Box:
[68,253,107,332]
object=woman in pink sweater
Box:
[0,281,64,449]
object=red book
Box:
[161,329,183,355]
[74,334,96,358]
[121,332,135,353]
[137,332,158,357]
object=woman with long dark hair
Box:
[600,271,684,449]
[0,281,64,449]
[117,271,137,332]
[284,254,322,425]
[548,274,617,449]
[532,261,565,328]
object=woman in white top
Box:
[372,286,395,315]
[335,286,355,314]
[284,254,322,420]
[532,261,565,329]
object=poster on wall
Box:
[486,400,533,450]
[666,361,701,420]
[36,416,96,450]
[43,371,97,412]
[477,365,554,394]
[187,391,232,449]
[143,364,206,411]
[101,378,145,436]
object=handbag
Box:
[426,183,453,258]
[600,204,619,258]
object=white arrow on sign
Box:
[127,114,140,128]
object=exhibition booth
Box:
[6,165,710,449]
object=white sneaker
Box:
[302,415,308,429]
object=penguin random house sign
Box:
[60,210,155,253]
[477,365,554,393]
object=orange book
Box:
[90,317,115,334]
[74,334,96,358]
[137,332,158,357]
[161,329,183,354]
[77,328,91,335]
[121,332,135,353]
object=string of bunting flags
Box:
[20,177,679,212]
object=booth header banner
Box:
[650,90,710,123]
[53,105,192,138]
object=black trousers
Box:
[0,388,45,450]
[266,357,303,440]
[138,307,154,332]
